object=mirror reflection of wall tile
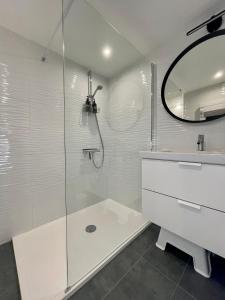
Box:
[163,32,225,122]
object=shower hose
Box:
[92,113,104,169]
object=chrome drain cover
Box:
[85,225,97,233]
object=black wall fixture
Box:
[161,29,225,123]
[187,9,225,36]
[207,15,223,33]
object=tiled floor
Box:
[1,224,225,300]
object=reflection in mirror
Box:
[163,31,225,122]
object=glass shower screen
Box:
[63,0,151,292]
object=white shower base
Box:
[13,199,149,300]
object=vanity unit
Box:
[140,151,225,277]
[144,12,225,278]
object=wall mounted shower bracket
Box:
[84,71,104,168]
[85,71,103,114]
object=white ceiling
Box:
[0,0,143,78]
[0,0,62,52]
[56,0,142,78]
[0,0,224,77]
[88,0,225,55]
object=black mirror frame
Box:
[161,29,225,123]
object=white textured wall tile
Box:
[0,26,65,243]
[32,182,65,228]
[0,127,31,156]
[106,61,151,210]
[64,59,110,214]
[0,184,33,243]
[30,153,65,187]
[0,153,31,187]
[30,98,63,130]
[30,128,64,154]
[65,59,151,213]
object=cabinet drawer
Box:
[142,189,225,258]
[142,159,225,212]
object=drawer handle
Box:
[177,200,201,210]
[178,161,202,167]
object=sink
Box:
[139,150,225,165]
[157,148,225,154]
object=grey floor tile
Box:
[144,244,190,282]
[172,287,196,300]
[0,243,21,300]
[0,242,16,271]
[70,244,140,300]
[129,223,160,256]
[68,277,107,300]
[104,257,176,300]
[210,253,225,286]
[179,258,225,300]
[148,223,161,235]
[0,272,21,300]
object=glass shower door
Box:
[63,0,151,292]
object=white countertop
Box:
[139,150,225,165]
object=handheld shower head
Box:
[93,85,103,97]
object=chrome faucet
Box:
[197,134,205,151]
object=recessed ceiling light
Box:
[175,104,183,111]
[102,46,112,59]
[214,71,224,79]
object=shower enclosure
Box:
[1,0,152,299]
[63,0,151,293]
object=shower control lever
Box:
[197,134,205,151]
[83,148,100,160]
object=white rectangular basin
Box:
[139,150,225,165]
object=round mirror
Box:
[162,30,225,123]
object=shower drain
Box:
[85,225,97,233]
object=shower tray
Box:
[13,199,149,300]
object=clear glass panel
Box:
[63,0,151,290]
[0,1,66,299]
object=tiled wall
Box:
[0,26,65,244]
[106,61,151,210]
[65,59,151,213]
[65,60,109,214]
[0,24,151,244]
[151,19,225,152]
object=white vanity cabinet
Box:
[140,151,225,277]
[142,159,225,212]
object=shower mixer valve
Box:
[83,148,100,160]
